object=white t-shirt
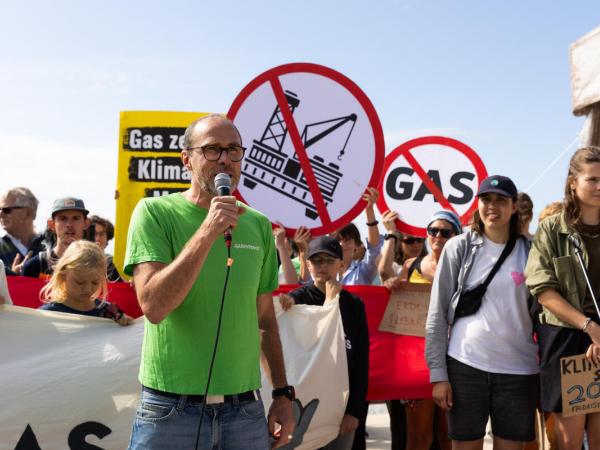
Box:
[0,260,13,305]
[448,236,539,375]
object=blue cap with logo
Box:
[476,175,517,199]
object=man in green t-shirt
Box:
[125,115,295,449]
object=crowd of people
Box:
[1,115,600,450]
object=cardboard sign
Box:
[113,111,207,279]
[227,63,385,235]
[379,282,431,337]
[570,25,600,115]
[560,353,600,417]
[377,136,487,237]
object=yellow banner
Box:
[114,111,209,279]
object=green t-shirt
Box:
[124,193,278,394]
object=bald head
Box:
[183,114,242,150]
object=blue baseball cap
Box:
[477,175,517,199]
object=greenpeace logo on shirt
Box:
[233,243,261,251]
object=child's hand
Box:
[279,294,295,311]
[116,314,134,326]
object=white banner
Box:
[0,305,143,449]
[1,301,348,449]
[262,299,348,450]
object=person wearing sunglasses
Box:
[378,210,427,290]
[0,187,47,275]
[385,210,461,450]
[426,175,539,450]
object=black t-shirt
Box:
[39,299,124,321]
[288,284,369,418]
[581,224,600,315]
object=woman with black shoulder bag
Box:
[426,175,539,450]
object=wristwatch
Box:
[384,233,398,241]
[272,385,295,401]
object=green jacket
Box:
[525,211,589,328]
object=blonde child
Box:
[39,240,132,325]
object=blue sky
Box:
[1,1,598,241]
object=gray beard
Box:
[199,177,237,197]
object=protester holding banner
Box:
[0,187,46,275]
[525,147,600,450]
[281,235,369,450]
[23,197,90,279]
[334,187,383,286]
[38,240,132,325]
[124,115,294,449]
[0,260,12,304]
[426,175,539,450]
[390,210,461,450]
[378,209,427,287]
[274,223,311,285]
[87,215,122,281]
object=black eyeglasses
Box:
[0,206,26,214]
[427,227,455,238]
[402,237,425,244]
[188,144,246,162]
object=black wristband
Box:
[384,234,398,241]
[366,220,379,227]
[272,385,295,401]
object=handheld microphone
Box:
[214,173,233,245]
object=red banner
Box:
[8,277,430,400]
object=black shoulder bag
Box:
[454,235,517,319]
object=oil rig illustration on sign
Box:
[242,90,357,219]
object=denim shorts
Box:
[447,356,539,442]
[128,388,269,449]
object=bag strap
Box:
[407,256,423,280]
[480,235,517,289]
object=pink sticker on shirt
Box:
[511,271,525,286]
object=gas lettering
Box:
[386,168,474,204]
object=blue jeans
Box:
[128,388,269,450]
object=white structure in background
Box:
[570,25,600,147]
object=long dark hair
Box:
[395,234,428,264]
[564,146,600,228]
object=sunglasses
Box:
[402,237,425,244]
[0,206,26,214]
[427,227,454,238]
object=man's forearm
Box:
[258,295,289,388]
[261,325,288,388]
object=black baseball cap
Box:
[477,175,517,199]
[307,236,343,260]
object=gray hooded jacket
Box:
[425,231,483,383]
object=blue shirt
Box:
[341,236,383,286]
